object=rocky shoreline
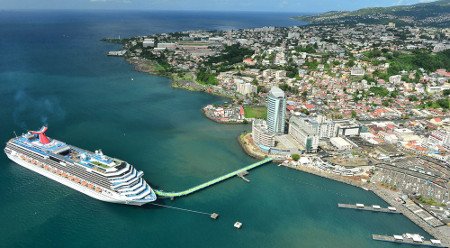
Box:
[127,57,237,100]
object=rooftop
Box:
[269,86,285,98]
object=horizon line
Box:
[0,8,319,15]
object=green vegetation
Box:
[417,195,445,206]
[420,98,450,109]
[297,0,450,27]
[304,61,319,70]
[196,68,218,85]
[387,49,450,75]
[279,83,299,94]
[140,50,174,74]
[206,44,254,67]
[243,106,267,119]
[369,86,389,97]
[365,49,450,77]
[296,44,316,54]
[291,154,300,161]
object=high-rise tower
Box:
[267,86,286,134]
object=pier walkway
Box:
[338,203,400,214]
[372,234,445,247]
[154,158,272,198]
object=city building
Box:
[334,119,362,137]
[143,38,155,48]
[330,137,353,150]
[316,115,336,138]
[252,119,276,148]
[351,66,365,76]
[235,79,257,96]
[267,86,286,134]
[156,42,176,50]
[289,116,319,153]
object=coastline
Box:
[202,109,247,125]
[237,132,450,246]
[115,42,450,247]
[127,57,237,100]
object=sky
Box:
[0,0,437,13]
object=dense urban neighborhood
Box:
[106,19,450,245]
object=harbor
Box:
[338,203,400,214]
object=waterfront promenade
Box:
[154,158,272,198]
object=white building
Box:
[330,137,353,150]
[427,130,450,149]
[267,86,286,134]
[156,42,176,50]
[252,119,275,147]
[316,115,336,138]
[351,67,365,76]
[143,38,155,48]
[289,116,320,153]
[275,70,287,79]
[389,75,402,84]
[235,79,257,96]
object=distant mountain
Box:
[297,0,450,27]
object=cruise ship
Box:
[4,126,157,206]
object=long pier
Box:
[372,234,446,247]
[338,203,400,214]
[154,158,272,198]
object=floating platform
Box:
[237,170,250,182]
[338,203,400,214]
[234,222,242,229]
[372,234,446,247]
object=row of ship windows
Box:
[18,154,104,194]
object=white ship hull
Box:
[6,153,152,206]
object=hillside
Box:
[297,0,450,27]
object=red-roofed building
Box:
[436,69,450,77]
[286,105,296,111]
[304,104,315,110]
[239,105,245,117]
[243,58,256,66]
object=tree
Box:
[443,89,450,96]
[291,154,300,161]
[301,91,308,99]
[346,59,355,67]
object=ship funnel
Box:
[30,126,50,144]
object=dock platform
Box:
[373,234,446,247]
[338,203,400,214]
[237,170,250,182]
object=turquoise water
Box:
[0,10,429,247]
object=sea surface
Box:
[0,10,429,248]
